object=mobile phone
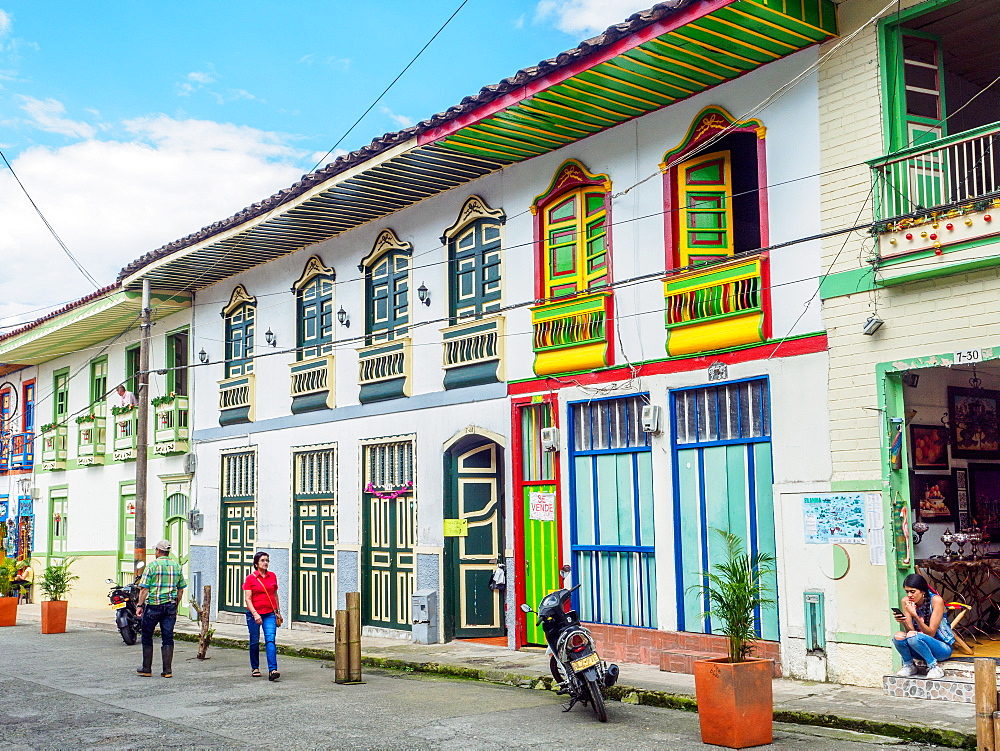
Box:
[891,607,904,616]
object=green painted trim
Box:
[48,550,117,557]
[819,266,877,300]
[359,340,406,358]
[442,320,499,339]
[664,306,762,330]
[878,245,1000,286]
[443,361,500,390]
[219,406,252,426]
[662,105,763,163]
[830,480,880,492]
[290,391,331,414]
[835,632,889,648]
[359,378,407,404]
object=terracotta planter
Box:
[0,596,17,627]
[41,600,68,634]
[693,657,773,749]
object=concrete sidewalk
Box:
[14,603,975,748]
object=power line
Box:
[0,147,101,290]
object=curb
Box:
[19,615,977,749]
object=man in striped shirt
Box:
[136,540,186,678]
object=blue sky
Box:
[0,0,651,326]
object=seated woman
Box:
[11,560,33,602]
[893,573,955,680]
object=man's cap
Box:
[154,540,172,552]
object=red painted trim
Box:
[756,136,770,249]
[759,252,773,341]
[416,0,736,147]
[510,393,563,648]
[22,379,35,433]
[508,333,828,396]
[533,202,544,301]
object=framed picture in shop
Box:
[910,472,957,522]
[909,424,950,470]
[970,464,1000,536]
[948,386,1000,459]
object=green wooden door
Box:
[444,438,504,640]
[516,401,561,646]
[672,380,778,641]
[362,439,415,630]
[117,488,136,585]
[220,501,255,612]
[294,500,336,624]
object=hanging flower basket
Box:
[111,404,136,416]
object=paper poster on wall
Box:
[803,493,867,544]
[866,492,886,566]
[0,499,7,522]
[529,492,556,522]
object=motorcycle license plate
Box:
[111,602,126,610]
[571,652,599,672]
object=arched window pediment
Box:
[359,229,412,271]
[292,255,335,292]
[660,106,765,169]
[221,284,256,318]
[440,196,506,244]
[530,159,611,216]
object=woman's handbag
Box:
[256,573,283,626]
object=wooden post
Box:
[335,609,349,684]
[346,591,362,682]
[975,657,997,751]
[190,584,214,660]
[133,278,151,573]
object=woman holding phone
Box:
[892,573,954,679]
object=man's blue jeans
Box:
[141,602,177,647]
[246,611,278,673]
[893,631,952,667]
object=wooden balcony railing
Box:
[154,395,189,454]
[441,316,504,389]
[219,374,255,425]
[358,338,410,403]
[9,432,33,470]
[76,417,106,465]
[39,426,68,470]
[530,291,612,376]
[113,410,139,460]
[871,123,1000,221]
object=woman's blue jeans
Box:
[246,611,278,673]
[893,631,952,667]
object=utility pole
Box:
[134,279,151,573]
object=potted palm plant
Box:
[689,530,777,749]
[0,558,18,627]
[39,557,79,634]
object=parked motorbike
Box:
[521,569,619,722]
[106,577,140,645]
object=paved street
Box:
[0,626,946,750]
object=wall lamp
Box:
[417,283,431,306]
[198,348,209,364]
[862,316,884,336]
[264,328,277,347]
[337,306,350,328]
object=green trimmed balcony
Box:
[441,316,504,389]
[112,408,139,461]
[358,338,410,404]
[76,415,106,466]
[39,425,68,471]
[289,356,335,413]
[219,374,255,426]
[153,395,189,455]
[530,291,611,376]
[664,255,766,357]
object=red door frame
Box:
[511,392,564,647]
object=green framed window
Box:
[166,329,189,395]
[89,357,108,417]
[53,368,69,423]
[442,196,506,323]
[362,230,411,345]
[125,345,140,396]
[48,489,68,561]
[223,286,256,379]
[293,256,335,360]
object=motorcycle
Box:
[106,577,141,645]
[521,569,619,722]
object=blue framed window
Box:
[569,394,656,628]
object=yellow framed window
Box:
[543,187,608,299]
[677,150,733,268]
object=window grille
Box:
[673,379,770,445]
[222,451,255,498]
[294,448,336,495]
[363,440,413,489]
[571,395,648,452]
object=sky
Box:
[0,0,654,329]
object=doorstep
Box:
[882,659,1000,703]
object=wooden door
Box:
[362,439,415,630]
[294,500,336,624]
[444,438,504,640]
[220,501,255,612]
[513,398,562,646]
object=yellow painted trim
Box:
[665,311,764,357]
[460,126,549,154]
[677,150,734,268]
[560,78,654,111]
[475,120,567,147]
[445,137,526,160]
[519,102,606,131]
[537,89,621,123]
[632,45,726,83]
[671,29,776,65]
[615,54,702,90]
[533,340,608,376]
[291,255,334,291]
[221,284,256,317]
[743,0,833,38]
[699,14,798,53]
[359,228,412,269]
[725,5,816,44]
[497,109,592,137]
[589,66,679,101]
[648,37,744,75]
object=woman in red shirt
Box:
[242,551,282,680]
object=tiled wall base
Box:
[582,623,781,677]
[883,674,974,703]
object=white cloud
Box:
[0,10,12,37]
[17,95,96,138]
[187,70,215,84]
[379,106,413,129]
[535,0,650,35]
[0,116,307,326]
